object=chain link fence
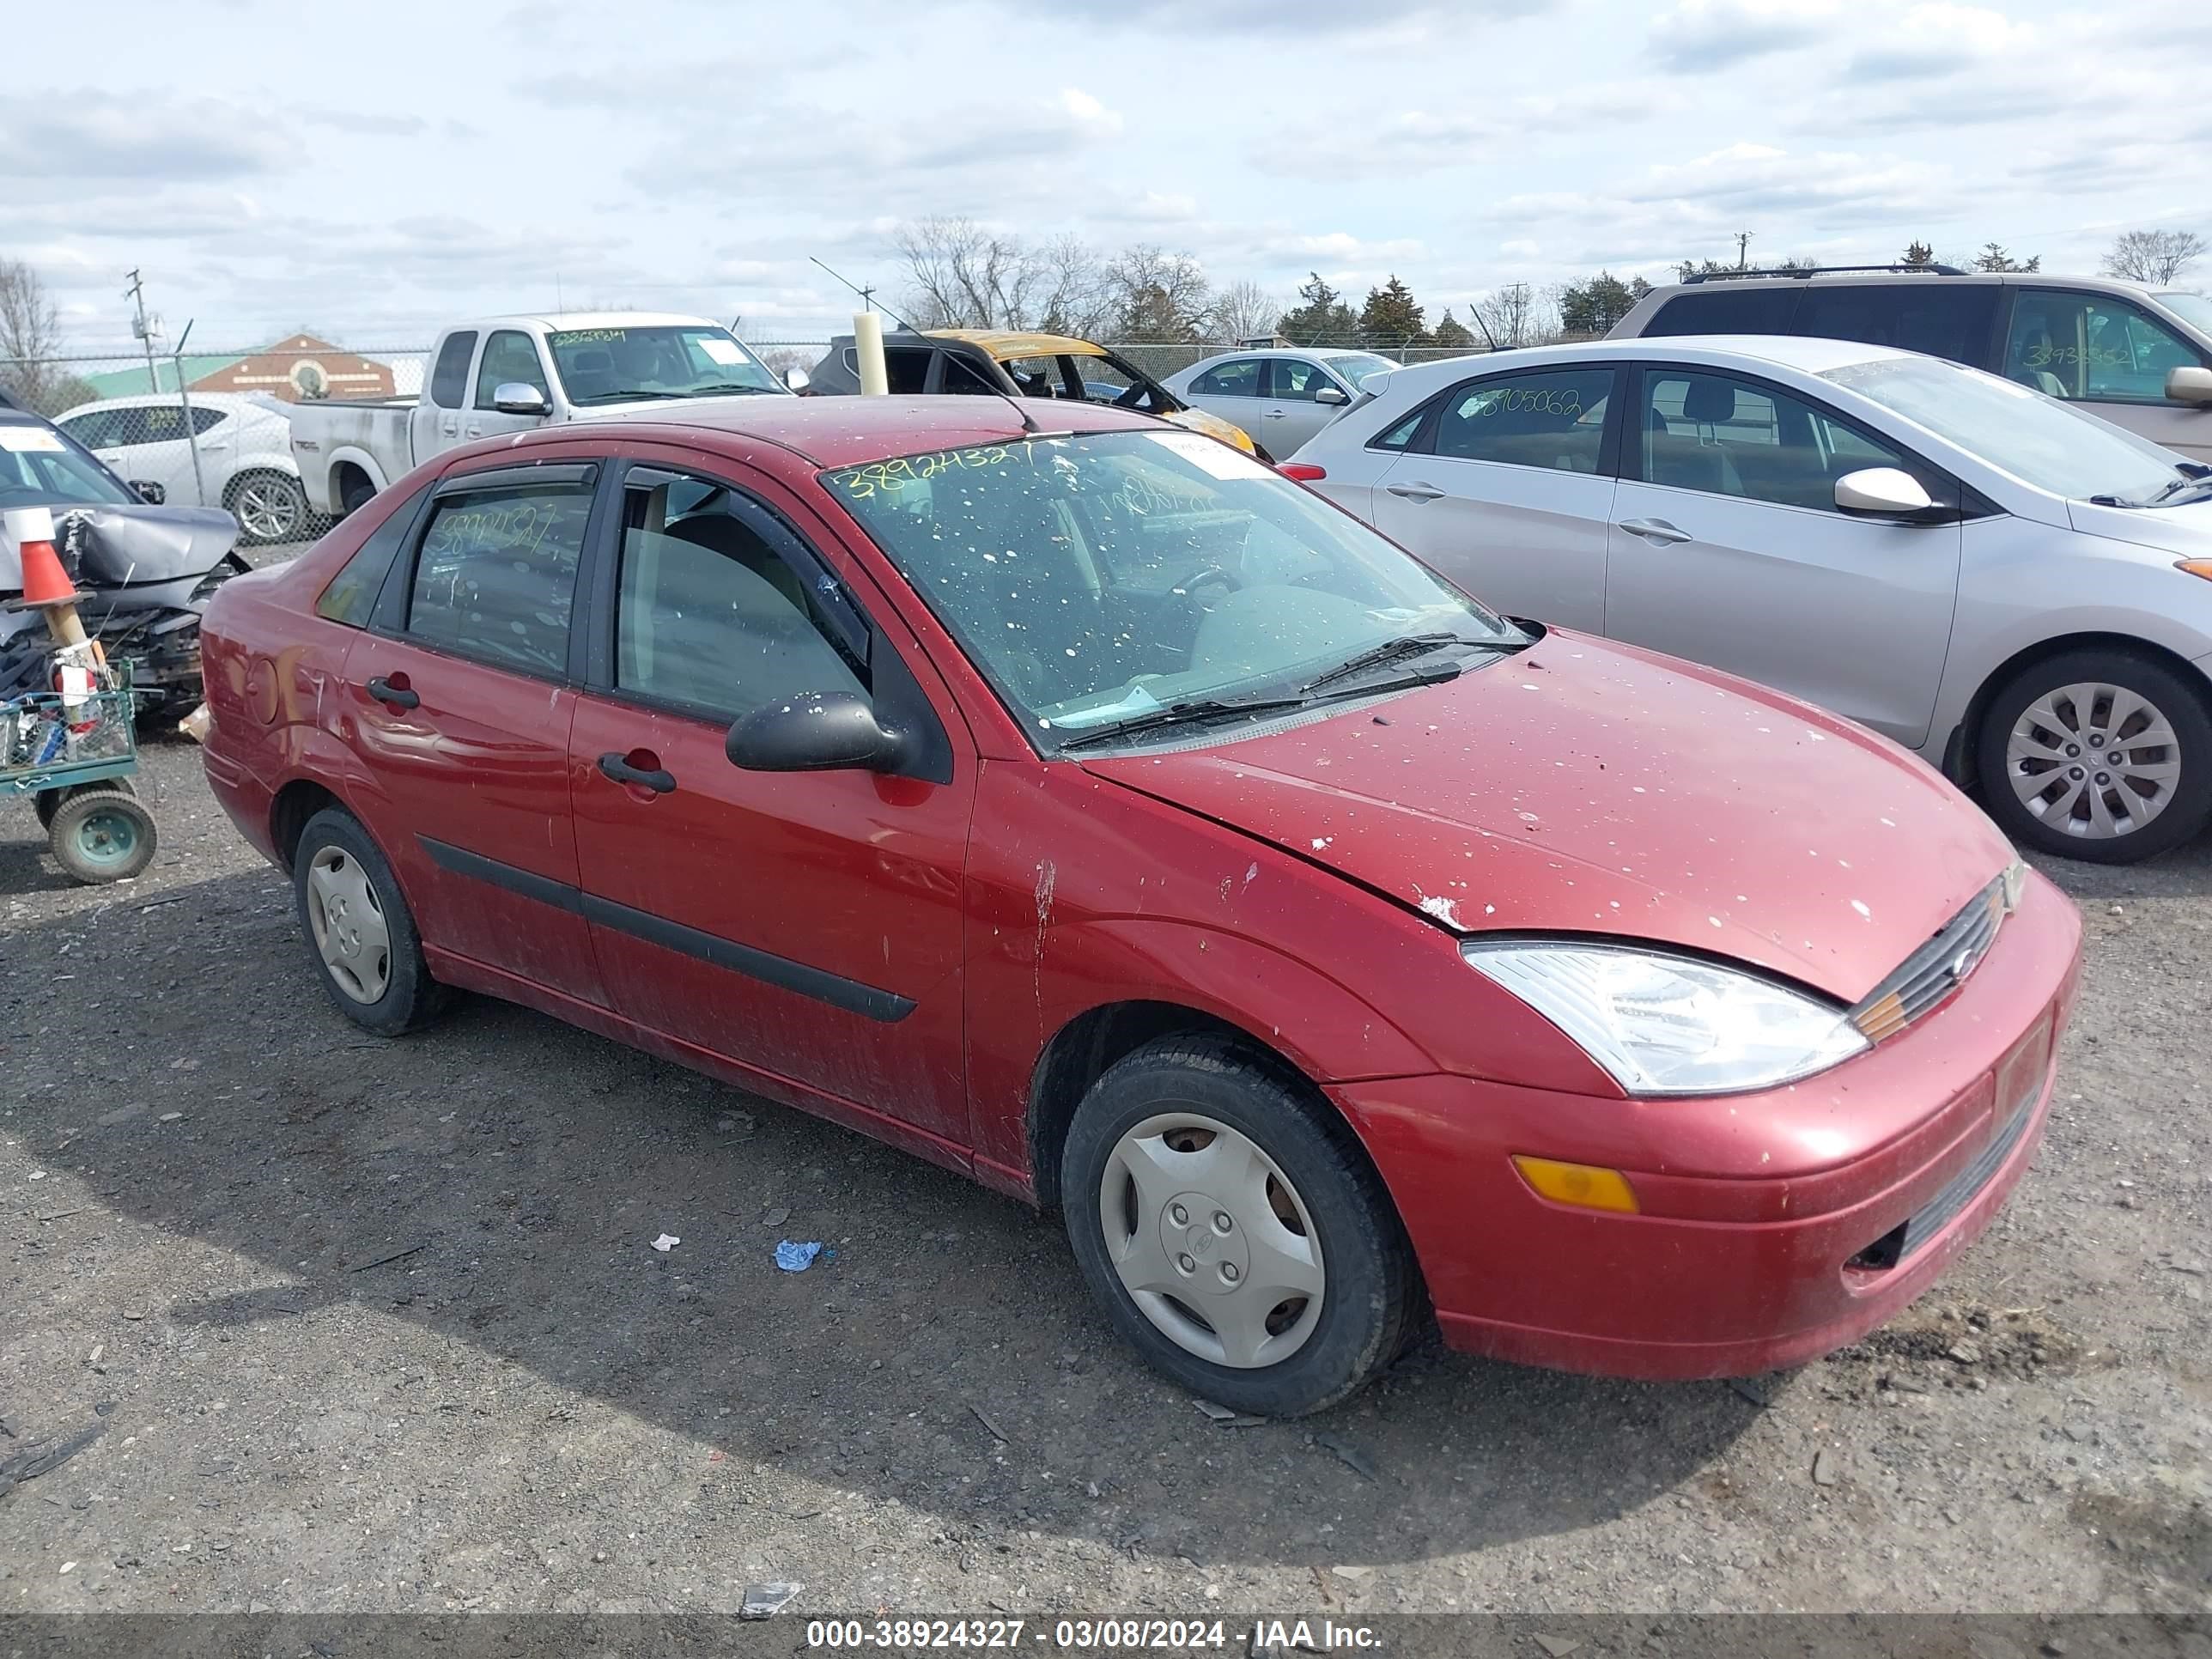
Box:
[2,330,1495,518]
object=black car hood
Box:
[23,505,241,591]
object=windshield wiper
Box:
[580,389,691,403]
[691,381,779,395]
[1054,696,1310,752]
[2143,470,2212,506]
[1302,631,1501,694]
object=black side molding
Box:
[415,835,913,1023]
[421,836,582,914]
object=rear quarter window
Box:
[1644,288,1803,336]
[316,483,428,628]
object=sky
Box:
[4,0,2209,356]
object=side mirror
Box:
[784,367,811,393]
[1313,386,1349,406]
[1834,466,1936,519]
[492,383,550,416]
[2166,365,2212,407]
[129,479,166,505]
[726,692,908,774]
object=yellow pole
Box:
[853,311,889,396]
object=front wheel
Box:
[1977,647,2212,863]
[1061,1037,1419,1417]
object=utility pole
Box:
[1734,231,1753,270]
[125,268,162,393]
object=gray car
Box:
[1609,267,2212,463]
[1163,348,1396,458]
[1286,335,2212,863]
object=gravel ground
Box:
[3,539,2209,1617]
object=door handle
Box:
[598,751,677,794]
[1619,517,1692,545]
[1385,480,1447,501]
[364,675,418,709]
[1262,410,1288,418]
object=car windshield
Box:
[0,422,136,509]
[823,428,1522,750]
[2155,291,2212,336]
[545,325,781,404]
[1323,353,1395,388]
[1820,356,2187,503]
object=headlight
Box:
[1462,941,1869,1097]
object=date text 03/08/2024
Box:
[802,1618,1382,1650]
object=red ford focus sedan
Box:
[198,397,2081,1415]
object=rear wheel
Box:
[293,806,450,1034]
[226,469,310,545]
[1061,1036,1419,1417]
[48,790,156,884]
[1977,647,2212,863]
[337,469,376,518]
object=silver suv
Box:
[1610,267,2212,461]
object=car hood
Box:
[2068,495,2212,556]
[1080,632,2013,1004]
[1167,407,1257,455]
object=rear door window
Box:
[428,331,479,410]
[1425,368,1614,473]
[405,474,593,675]
[1644,287,1802,336]
[1796,284,2000,368]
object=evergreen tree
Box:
[1557,272,1638,337]
[1276,272,1360,345]
[1358,276,1426,351]
[1428,309,1476,349]
[1900,240,1936,267]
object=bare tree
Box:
[895,216,1042,330]
[2102,228,2208,287]
[1104,245,1212,341]
[0,255,83,414]
[1208,280,1278,344]
[1032,234,1113,337]
[1474,282,1558,349]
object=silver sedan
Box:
[1162,348,1396,459]
[1286,335,2212,864]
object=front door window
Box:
[2004,292,2206,404]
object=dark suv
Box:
[1610,267,2212,462]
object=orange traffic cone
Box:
[3,507,87,611]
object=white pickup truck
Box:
[289,311,789,517]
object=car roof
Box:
[1378,334,1912,383]
[569,393,1167,468]
[1643,270,2158,300]
[468,311,724,332]
[929,329,1108,361]
[57,391,268,415]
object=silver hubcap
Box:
[2005,680,2181,841]
[1098,1112,1324,1370]
[236,479,301,540]
[307,848,392,1003]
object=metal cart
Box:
[1,665,158,884]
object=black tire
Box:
[291,806,452,1035]
[1975,647,2212,864]
[34,777,136,831]
[337,471,376,519]
[1061,1036,1419,1418]
[225,469,310,546]
[47,790,157,884]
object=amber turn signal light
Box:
[2179,560,2212,582]
[1513,1155,1640,1213]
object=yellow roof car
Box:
[927,331,1264,459]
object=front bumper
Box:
[1333,870,2083,1380]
